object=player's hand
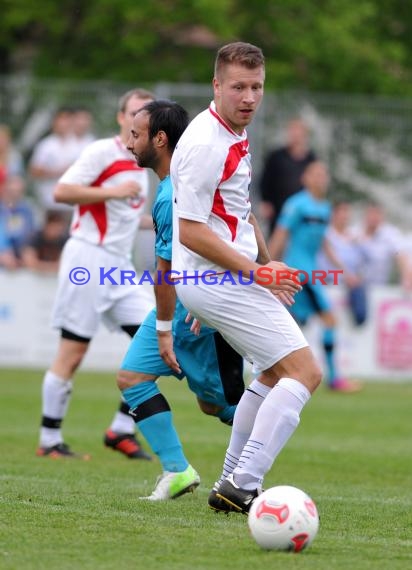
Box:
[157,331,181,374]
[185,312,201,336]
[273,290,296,306]
[255,261,302,294]
[113,181,142,200]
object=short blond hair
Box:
[214,42,265,78]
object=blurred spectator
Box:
[317,201,368,326]
[0,175,36,265]
[0,124,25,187]
[28,107,80,221]
[22,211,68,273]
[269,161,361,392]
[0,216,18,269]
[258,118,317,234]
[356,202,412,289]
[71,106,96,153]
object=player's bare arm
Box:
[249,212,270,264]
[139,213,154,229]
[155,255,181,374]
[268,225,288,260]
[179,218,301,294]
[54,181,142,205]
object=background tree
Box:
[1,0,412,95]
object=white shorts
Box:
[52,238,154,338]
[175,276,308,373]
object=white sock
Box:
[109,399,135,434]
[40,370,73,447]
[233,378,311,489]
[217,379,271,485]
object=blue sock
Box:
[123,381,189,472]
[323,327,338,385]
[216,405,237,425]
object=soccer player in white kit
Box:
[36,88,155,459]
[171,42,322,513]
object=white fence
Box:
[1,270,412,380]
[2,76,412,230]
[0,271,148,372]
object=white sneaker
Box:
[140,464,200,500]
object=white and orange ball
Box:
[248,485,319,552]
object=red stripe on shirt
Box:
[212,189,238,241]
[211,141,249,241]
[73,159,143,244]
[219,141,249,184]
[91,160,143,187]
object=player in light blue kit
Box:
[269,160,361,392]
[118,99,245,500]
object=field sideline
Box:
[1,368,411,570]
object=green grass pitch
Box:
[0,368,411,569]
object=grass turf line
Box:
[0,368,411,569]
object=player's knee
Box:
[59,350,86,377]
[308,363,323,392]
[117,370,135,391]
[117,370,153,391]
[57,341,89,376]
[197,398,220,416]
[295,350,324,393]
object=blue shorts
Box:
[289,282,331,325]
[121,306,241,408]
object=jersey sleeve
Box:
[174,144,222,223]
[59,141,106,186]
[153,196,173,262]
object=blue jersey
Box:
[278,189,331,272]
[152,175,193,328]
[152,176,173,262]
[122,175,244,408]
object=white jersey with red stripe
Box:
[171,101,258,275]
[60,136,148,258]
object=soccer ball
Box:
[247,485,319,552]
